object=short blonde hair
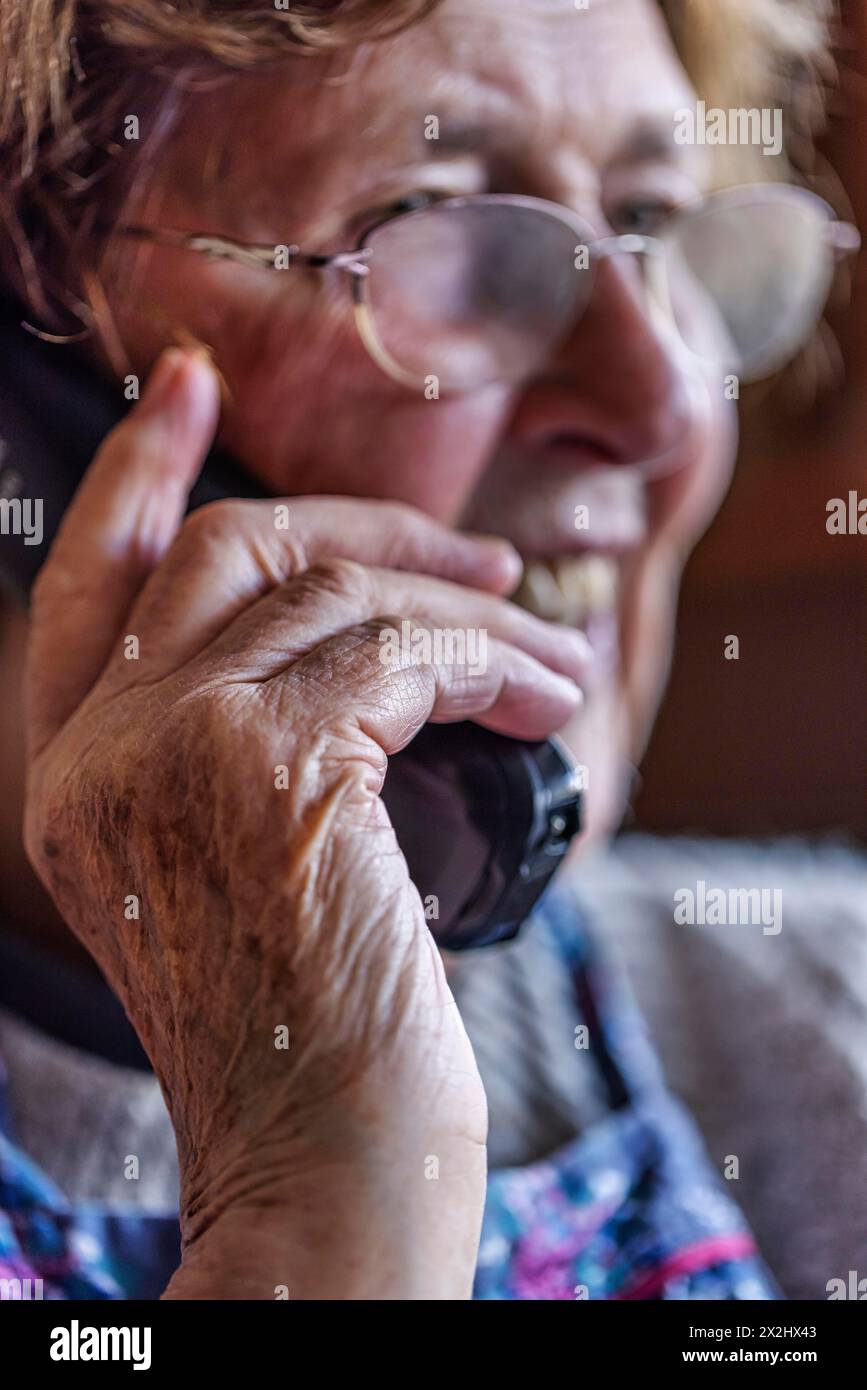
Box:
[663,0,833,182]
[0,0,834,333]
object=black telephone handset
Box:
[0,310,583,949]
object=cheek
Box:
[109,243,513,521]
[617,362,737,671]
[645,364,738,551]
[106,235,514,519]
[212,283,513,520]
[619,372,737,734]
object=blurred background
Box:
[591,0,867,1300]
[635,0,866,841]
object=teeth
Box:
[514,554,619,627]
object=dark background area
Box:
[635,0,867,842]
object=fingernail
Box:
[541,672,583,717]
[562,626,593,663]
[551,672,584,707]
[140,349,189,410]
[496,543,524,585]
[472,536,523,586]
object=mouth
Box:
[514,553,622,681]
[460,454,644,682]
[514,552,619,625]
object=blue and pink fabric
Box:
[0,895,776,1301]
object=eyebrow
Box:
[427,121,506,155]
[608,116,689,168]
[409,117,518,166]
[414,110,695,173]
[402,77,526,162]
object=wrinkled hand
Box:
[24,350,588,1296]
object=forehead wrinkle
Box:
[407,80,529,160]
[372,0,567,157]
[406,0,693,177]
[164,0,704,237]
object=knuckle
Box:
[381,500,437,549]
[382,499,426,531]
[23,756,102,891]
[356,615,438,690]
[360,612,412,645]
[30,557,88,618]
[367,612,424,636]
[355,614,429,657]
[306,556,369,599]
[177,498,244,551]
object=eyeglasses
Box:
[119,184,859,395]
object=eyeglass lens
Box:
[358,194,834,391]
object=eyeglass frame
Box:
[116,183,861,392]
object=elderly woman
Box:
[0,0,851,1300]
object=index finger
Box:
[26,348,221,755]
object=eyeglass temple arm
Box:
[117,225,372,275]
[592,223,860,259]
[117,213,860,276]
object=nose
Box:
[507,249,696,471]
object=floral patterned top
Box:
[0,893,776,1301]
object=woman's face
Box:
[104,0,737,841]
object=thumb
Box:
[27,348,221,755]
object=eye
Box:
[608,197,678,235]
[350,189,452,241]
[392,190,448,213]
